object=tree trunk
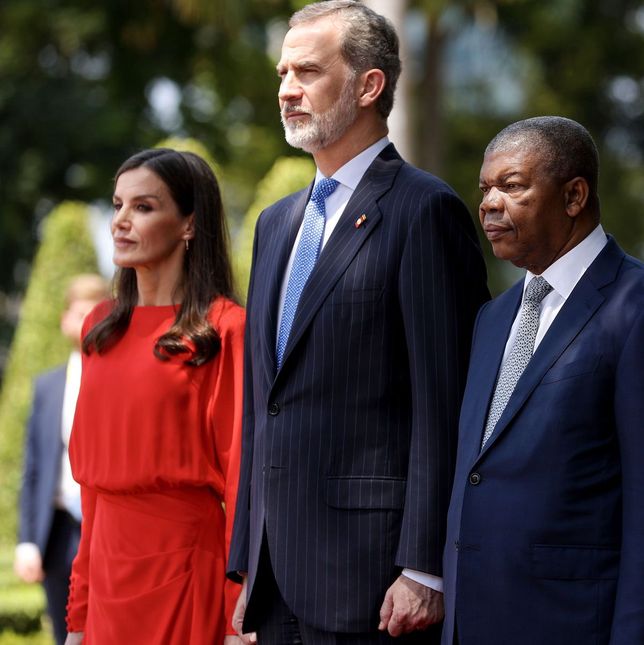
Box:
[417,14,446,175]
[362,0,413,162]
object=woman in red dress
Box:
[64,149,244,644]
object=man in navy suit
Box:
[15,274,107,645]
[442,116,644,645]
[228,2,489,642]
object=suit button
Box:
[469,472,481,485]
[268,402,280,416]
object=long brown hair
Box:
[83,148,236,366]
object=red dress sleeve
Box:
[66,485,96,632]
[65,300,111,633]
[209,303,245,635]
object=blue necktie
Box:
[276,177,339,368]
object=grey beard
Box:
[281,80,358,153]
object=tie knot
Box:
[311,177,339,204]
[524,276,553,305]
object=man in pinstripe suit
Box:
[228,2,489,643]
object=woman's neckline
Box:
[133,303,181,310]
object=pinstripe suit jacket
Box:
[228,144,490,633]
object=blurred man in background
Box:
[15,273,108,645]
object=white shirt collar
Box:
[525,224,608,299]
[314,137,390,190]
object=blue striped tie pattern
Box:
[481,276,553,447]
[276,177,339,369]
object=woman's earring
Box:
[185,239,189,251]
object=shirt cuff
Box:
[401,568,443,592]
[15,543,41,560]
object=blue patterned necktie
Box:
[276,177,339,368]
[481,276,553,447]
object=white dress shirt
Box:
[56,351,82,521]
[502,225,608,362]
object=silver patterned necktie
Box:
[481,276,553,447]
[276,177,339,369]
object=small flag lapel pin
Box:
[354,213,367,229]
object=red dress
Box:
[66,298,244,644]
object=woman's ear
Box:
[183,213,195,240]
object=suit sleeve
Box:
[395,189,489,576]
[227,215,261,580]
[610,309,644,643]
[17,378,43,546]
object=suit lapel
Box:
[276,146,403,373]
[50,367,67,454]
[460,284,521,466]
[478,238,624,459]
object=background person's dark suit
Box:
[442,238,644,644]
[18,366,81,645]
[229,143,490,635]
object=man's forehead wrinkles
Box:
[482,157,530,179]
[278,48,322,66]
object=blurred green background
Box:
[1,0,643,640]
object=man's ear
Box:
[564,177,589,218]
[357,68,386,108]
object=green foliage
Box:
[0,633,51,645]
[0,547,48,640]
[409,0,644,293]
[0,0,296,303]
[0,600,43,637]
[0,202,98,546]
[234,155,316,300]
[491,0,644,258]
[155,136,220,173]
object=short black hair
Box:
[486,116,600,211]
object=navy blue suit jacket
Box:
[19,366,67,554]
[229,144,490,633]
[442,238,644,644]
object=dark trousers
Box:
[42,509,80,645]
[250,537,441,645]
